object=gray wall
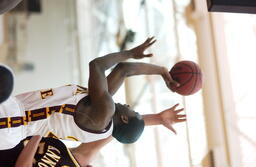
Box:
[13,0,79,94]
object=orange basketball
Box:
[169,60,202,96]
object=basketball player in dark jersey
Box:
[0,135,84,167]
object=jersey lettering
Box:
[40,89,54,99]
[38,163,49,167]
[38,145,61,167]
[74,85,88,95]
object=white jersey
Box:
[0,84,113,150]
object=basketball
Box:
[169,60,202,96]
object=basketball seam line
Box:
[189,62,198,95]
[176,73,194,92]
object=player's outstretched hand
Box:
[128,37,156,59]
[159,104,186,134]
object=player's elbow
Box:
[115,62,130,77]
[89,59,99,68]
[89,58,105,71]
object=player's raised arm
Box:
[107,62,179,95]
[106,38,180,95]
[76,37,157,131]
[15,136,42,167]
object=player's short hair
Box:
[112,103,145,144]
[0,0,23,14]
[0,65,14,103]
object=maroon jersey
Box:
[0,137,81,167]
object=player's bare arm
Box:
[107,62,179,95]
[75,37,157,131]
[142,104,186,134]
[14,136,42,167]
[91,37,156,70]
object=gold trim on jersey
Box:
[65,107,75,113]
[66,136,79,141]
[46,107,50,117]
[46,131,59,139]
[66,147,81,167]
[27,110,32,122]
[45,132,80,149]
[23,116,28,125]
[0,104,76,129]
[7,117,11,128]
[59,104,65,113]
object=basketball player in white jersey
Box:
[2,103,185,167]
[0,0,23,14]
[0,37,186,167]
[0,37,182,150]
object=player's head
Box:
[0,64,14,104]
[0,0,23,14]
[112,103,145,144]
